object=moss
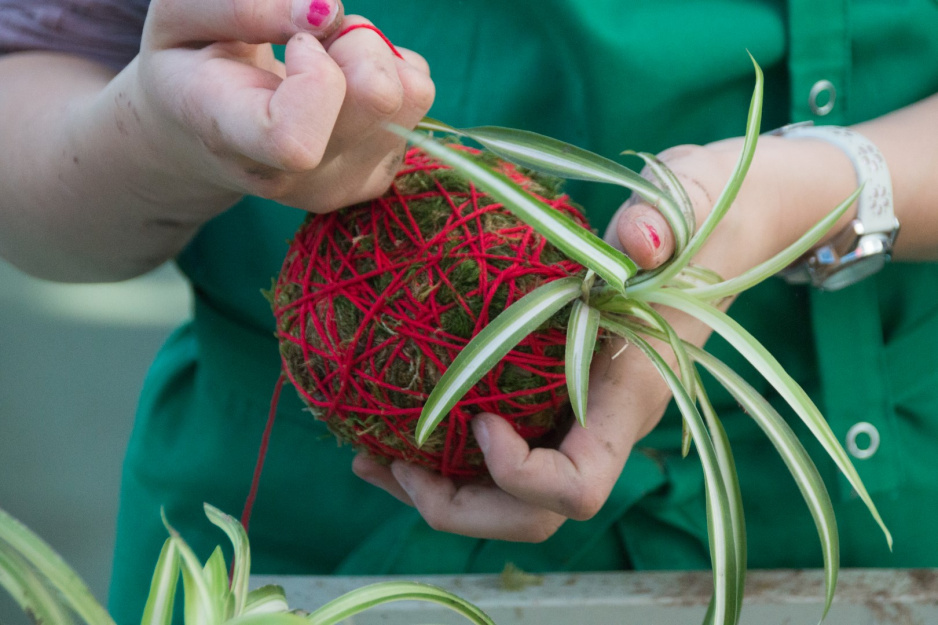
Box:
[274,147,589,476]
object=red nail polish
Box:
[307,0,333,27]
[645,223,661,249]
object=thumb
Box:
[147,0,345,49]
[606,200,676,270]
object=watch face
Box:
[811,234,892,291]
[817,255,887,291]
[782,222,898,290]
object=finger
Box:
[146,0,345,49]
[605,200,676,270]
[186,31,346,173]
[472,412,623,521]
[352,453,414,506]
[325,18,434,154]
[478,332,673,521]
[268,31,348,166]
[284,18,433,209]
[313,54,433,207]
[396,47,432,77]
[390,461,566,543]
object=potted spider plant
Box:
[0,503,494,625]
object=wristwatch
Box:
[770,123,900,291]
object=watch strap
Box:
[771,123,896,234]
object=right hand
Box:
[127,0,435,217]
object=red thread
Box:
[335,23,405,59]
[240,374,285,533]
[271,147,588,476]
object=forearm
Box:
[749,93,938,266]
[682,91,938,282]
[855,93,938,261]
[0,52,236,282]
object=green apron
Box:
[109,1,938,622]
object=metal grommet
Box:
[809,79,837,116]
[846,422,880,460]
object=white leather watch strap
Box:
[771,123,895,234]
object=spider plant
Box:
[0,503,494,625]
[391,57,892,625]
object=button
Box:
[809,79,837,116]
[846,422,880,460]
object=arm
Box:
[0,0,434,282]
[355,90,938,542]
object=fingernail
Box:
[642,220,661,250]
[307,0,333,26]
[391,462,416,496]
[473,417,490,454]
[295,0,338,30]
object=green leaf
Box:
[139,539,180,625]
[242,585,290,616]
[416,277,583,445]
[202,547,232,620]
[695,374,746,622]
[629,55,764,296]
[306,581,495,625]
[599,318,737,625]
[684,187,860,301]
[0,537,76,625]
[161,511,220,625]
[0,506,116,625]
[614,298,698,409]
[417,118,667,203]
[671,265,725,291]
[646,288,892,549]
[416,120,703,264]
[681,420,694,459]
[417,117,460,135]
[204,503,250,616]
[565,299,601,427]
[178,544,214,625]
[691,347,839,621]
[389,125,638,291]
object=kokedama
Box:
[271,146,586,477]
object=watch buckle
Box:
[780,218,900,291]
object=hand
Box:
[0,0,435,280]
[610,138,858,278]
[351,134,860,542]
[351,334,670,543]
[128,0,435,216]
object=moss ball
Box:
[271,145,590,477]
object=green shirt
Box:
[109,1,938,622]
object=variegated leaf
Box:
[416,277,583,445]
[566,299,601,427]
[389,126,638,291]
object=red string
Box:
[240,373,285,533]
[335,23,405,59]
[272,147,587,477]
